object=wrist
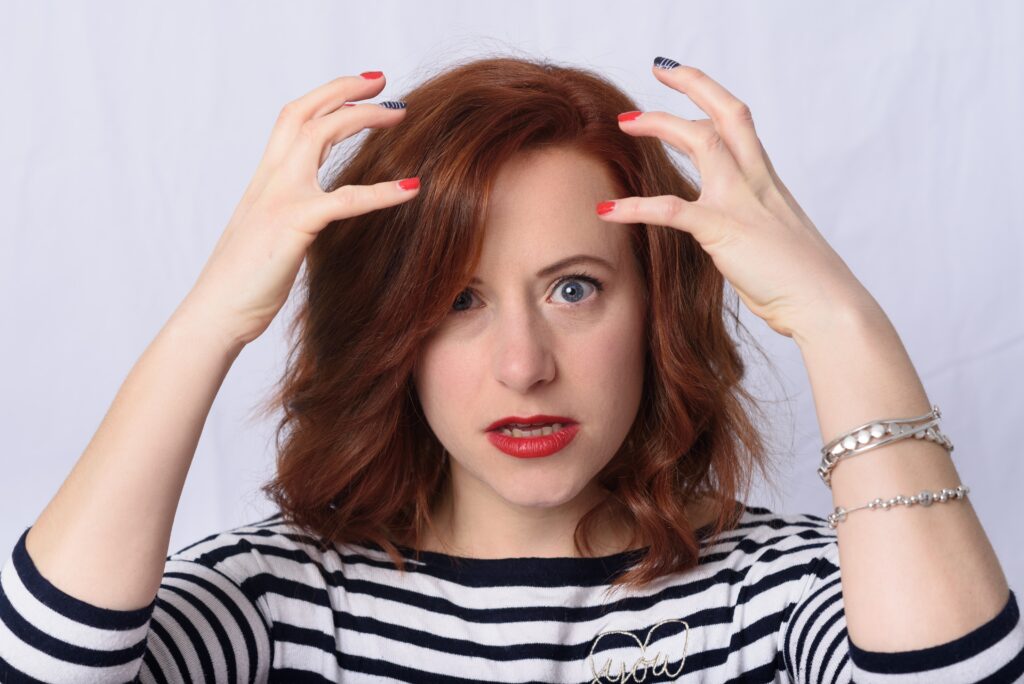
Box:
[791,290,890,352]
[168,297,249,358]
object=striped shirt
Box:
[1,502,1021,683]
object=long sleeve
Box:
[781,531,1024,683]
[0,527,273,683]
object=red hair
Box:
[255,55,783,589]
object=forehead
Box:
[475,147,628,270]
[487,146,621,216]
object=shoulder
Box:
[733,502,836,548]
[165,512,339,585]
[708,502,840,581]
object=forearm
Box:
[25,299,246,611]
[793,302,1010,651]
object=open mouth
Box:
[493,422,571,437]
[485,421,581,458]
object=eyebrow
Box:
[469,254,617,285]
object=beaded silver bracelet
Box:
[817,404,955,489]
[826,484,970,529]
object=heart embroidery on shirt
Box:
[586,618,690,683]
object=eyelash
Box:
[451,270,605,316]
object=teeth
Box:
[500,423,563,438]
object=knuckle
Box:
[332,184,357,207]
[700,128,725,154]
[278,100,301,122]
[657,195,688,224]
[729,100,754,123]
[297,119,321,143]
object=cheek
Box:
[414,341,479,413]
[576,305,646,382]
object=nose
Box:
[492,305,556,393]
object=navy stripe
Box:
[154,595,216,682]
[806,593,845,676]
[848,588,1020,673]
[12,527,154,630]
[0,574,146,666]
[164,568,262,684]
[271,621,336,653]
[820,624,849,681]
[791,577,843,677]
[161,581,237,684]
[196,532,832,615]
[141,646,170,684]
[4,505,1020,681]
[268,667,336,683]
[147,615,190,682]
[0,653,50,683]
[829,651,850,684]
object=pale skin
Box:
[22,59,1010,659]
[23,72,423,610]
[596,62,1010,651]
[412,145,715,559]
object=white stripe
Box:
[150,595,207,682]
[156,584,228,682]
[1,556,151,650]
[137,625,184,683]
[164,558,271,681]
[160,573,253,684]
[850,598,1024,683]
[270,640,341,681]
[0,607,139,683]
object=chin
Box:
[493,477,588,509]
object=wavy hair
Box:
[255,54,784,590]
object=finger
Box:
[288,100,409,174]
[280,71,387,125]
[596,194,730,251]
[311,176,422,227]
[617,111,745,189]
[253,73,389,189]
[651,61,772,186]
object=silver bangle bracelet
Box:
[817,404,955,489]
[826,484,970,529]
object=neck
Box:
[416,478,643,559]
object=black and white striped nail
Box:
[379,100,407,109]
[653,56,682,70]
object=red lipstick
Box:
[484,415,576,432]
[486,424,580,458]
[484,415,580,459]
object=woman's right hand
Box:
[180,72,420,348]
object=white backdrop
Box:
[1,1,1021,591]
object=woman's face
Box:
[413,146,647,529]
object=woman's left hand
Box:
[597,61,881,343]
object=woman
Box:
[1,56,1019,683]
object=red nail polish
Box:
[360,71,384,79]
[398,177,420,190]
[343,103,356,107]
[618,111,643,122]
[596,201,616,215]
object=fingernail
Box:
[343,103,357,107]
[653,56,682,70]
[360,71,384,79]
[596,201,616,215]
[617,111,643,122]
[379,100,406,109]
[398,177,420,190]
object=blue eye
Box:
[450,271,604,315]
[551,272,602,304]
